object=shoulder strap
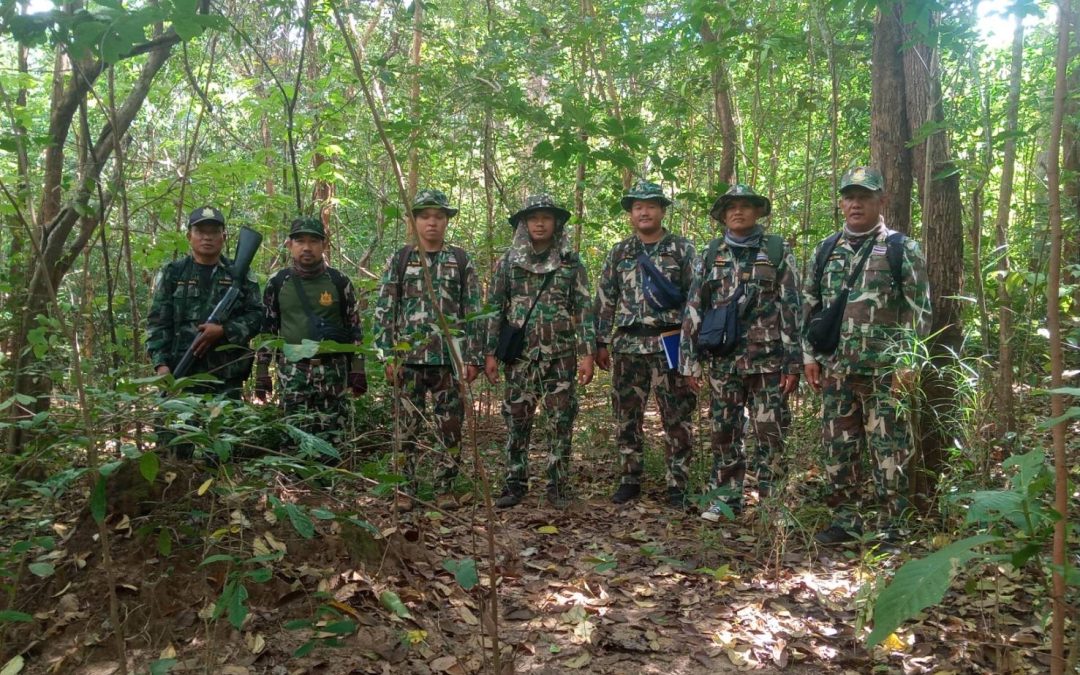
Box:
[451,245,469,312]
[325,267,351,324]
[394,245,415,296]
[885,232,906,290]
[521,271,556,332]
[764,234,784,269]
[813,232,844,291]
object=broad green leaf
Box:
[199,553,236,567]
[442,558,479,590]
[867,534,999,647]
[90,476,107,524]
[321,620,357,635]
[27,562,54,578]
[246,568,272,583]
[0,611,32,623]
[0,655,24,675]
[379,590,412,619]
[148,659,176,675]
[284,503,315,539]
[227,582,249,630]
[140,452,160,483]
[157,529,172,557]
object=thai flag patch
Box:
[872,244,887,256]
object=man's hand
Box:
[892,368,916,395]
[805,362,822,392]
[781,373,800,396]
[484,355,500,385]
[254,375,273,401]
[155,365,171,376]
[595,346,611,371]
[686,375,701,393]
[192,322,225,357]
[577,355,595,386]
[348,372,368,396]
[465,364,480,384]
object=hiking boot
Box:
[667,487,691,509]
[546,484,571,509]
[814,524,860,545]
[700,500,741,523]
[495,486,525,509]
[611,483,641,504]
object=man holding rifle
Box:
[146,206,263,399]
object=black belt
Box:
[617,323,682,338]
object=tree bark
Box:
[870,3,913,235]
[699,18,737,184]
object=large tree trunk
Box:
[901,4,965,488]
[870,3,913,235]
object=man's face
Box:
[414,208,449,247]
[287,233,326,266]
[630,200,665,236]
[525,210,557,248]
[839,188,886,231]
[722,198,761,235]
[187,222,225,259]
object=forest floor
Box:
[0,381,1062,675]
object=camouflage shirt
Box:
[145,255,263,381]
[256,266,365,374]
[680,236,802,377]
[594,230,696,354]
[373,245,484,366]
[484,251,596,361]
[801,224,932,374]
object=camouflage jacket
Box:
[801,225,932,375]
[145,255,263,381]
[373,245,484,366]
[256,266,365,374]
[680,237,802,377]
[484,251,596,362]
[594,231,696,354]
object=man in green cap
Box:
[373,189,483,509]
[484,194,595,509]
[594,180,697,507]
[680,184,802,521]
[802,166,932,545]
[255,217,366,447]
[146,206,262,399]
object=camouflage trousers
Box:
[501,354,578,492]
[278,356,352,446]
[820,371,912,528]
[396,365,463,489]
[706,370,785,501]
[612,352,696,488]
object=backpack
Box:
[266,266,352,327]
[812,231,906,296]
[393,244,470,311]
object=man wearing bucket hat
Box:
[146,206,263,398]
[373,189,484,509]
[594,180,697,507]
[801,167,931,545]
[680,184,802,522]
[483,194,595,509]
[255,216,366,446]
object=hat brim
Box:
[508,205,572,229]
[709,195,771,221]
[413,204,459,218]
[289,229,326,239]
[620,195,673,211]
[839,183,883,194]
[188,216,225,228]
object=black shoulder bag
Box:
[805,238,875,354]
[494,270,555,365]
[697,243,759,356]
[290,274,355,343]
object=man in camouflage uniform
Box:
[146,206,262,399]
[681,185,801,521]
[595,180,697,507]
[255,217,367,448]
[802,167,932,544]
[484,194,595,509]
[373,189,483,509]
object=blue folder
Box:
[660,329,681,370]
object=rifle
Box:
[172,226,263,379]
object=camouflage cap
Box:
[620,180,673,211]
[412,188,459,218]
[839,166,885,193]
[508,193,572,230]
[289,216,326,239]
[187,206,225,229]
[709,184,772,220]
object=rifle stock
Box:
[171,226,263,379]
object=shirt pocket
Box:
[750,264,778,300]
[401,267,425,299]
[820,257,848,305]
[172,283,203,321]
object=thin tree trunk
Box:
[871,3,913,235]
[700,18,737,184]
[407,0,423,200]
[996,17,1024,433]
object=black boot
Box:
[495,485,525,509]
[611,483,641,504]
